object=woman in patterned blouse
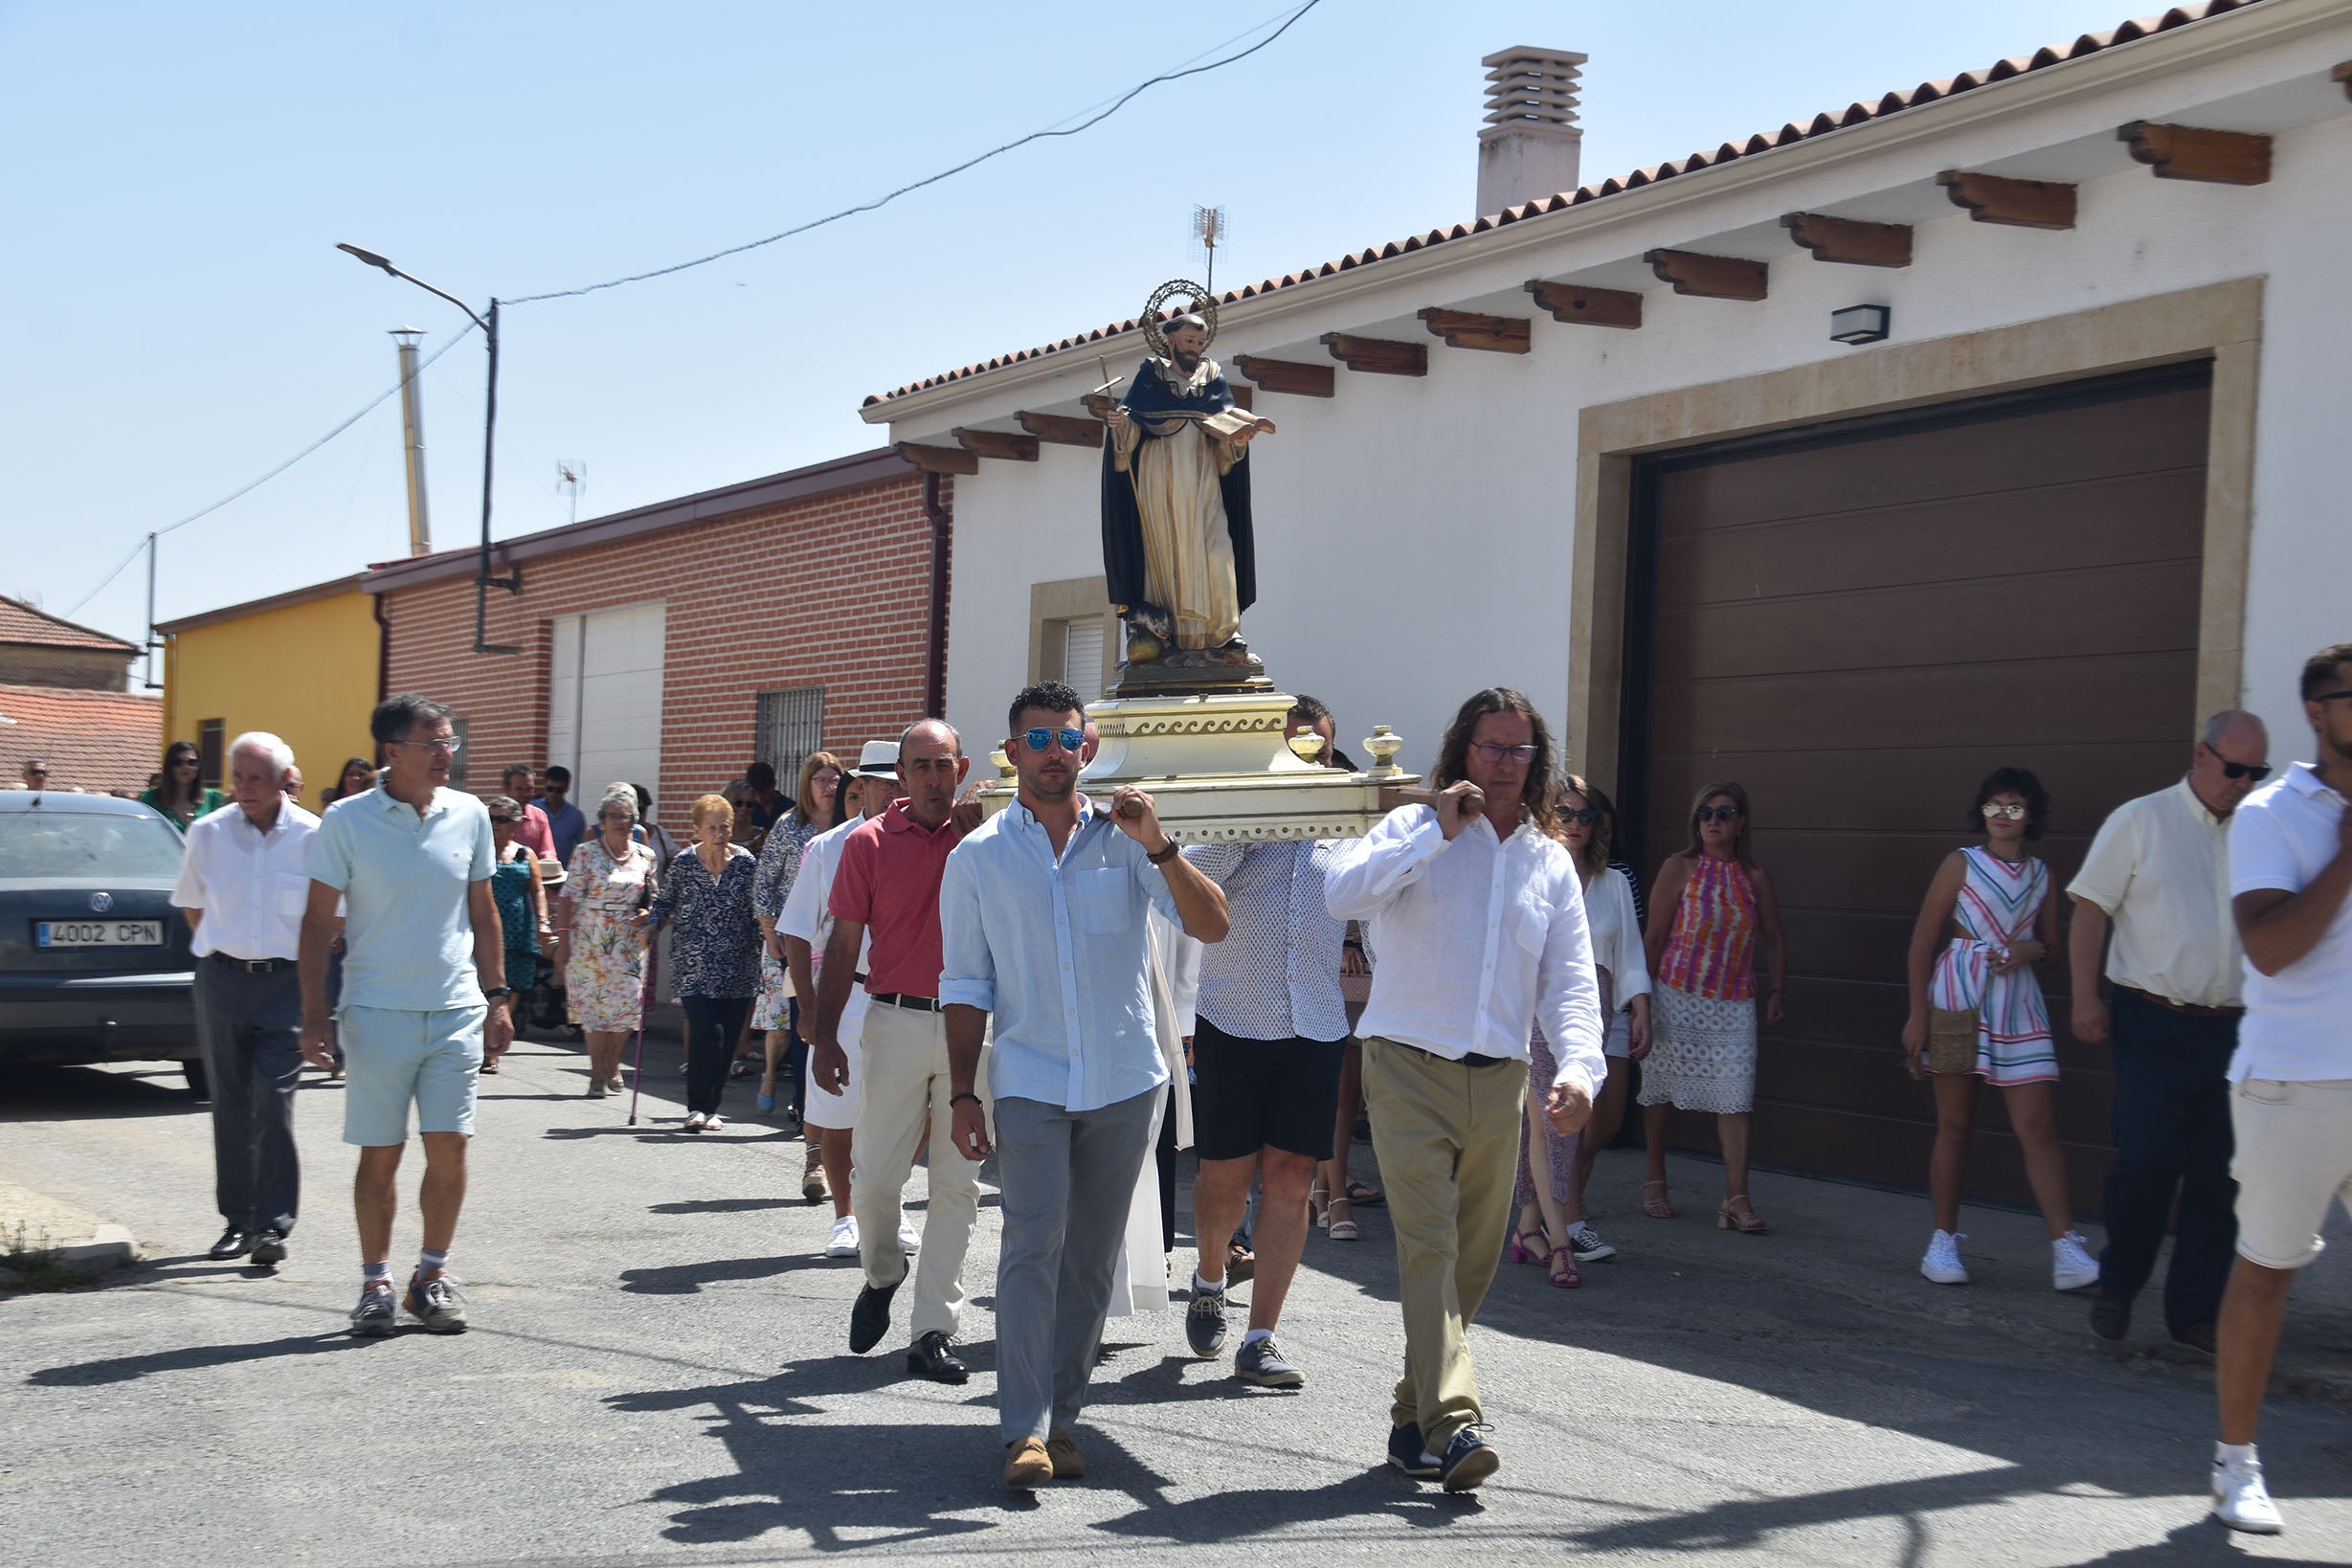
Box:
[652,794,762,1132]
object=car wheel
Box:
[183,1060,211,1099]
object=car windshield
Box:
[0,812,188,879]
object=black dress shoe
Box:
[249,1229,288,1266]
[2171,1321,2218,1355]
[2089,1294,2132,1342]
[209,1227,253,1261]
[1386,1421,1439,1480]
[849,1279,899,1354]
[1438,1423,1500,1492]
[907,1330,969,1383]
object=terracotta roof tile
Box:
[864,0,2266,408]
[0,683,165,795]
[0,594,140,654]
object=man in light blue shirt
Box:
[939,681,1228,1489]
[300,693,511,1339]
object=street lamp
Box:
[336,243,521,654]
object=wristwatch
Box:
[1147,838,1181,864]
[482,986,513,1000]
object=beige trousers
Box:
[1361,1034,1523,1450]
[851,1001,992,1340]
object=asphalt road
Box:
[4,1034,2348,1567]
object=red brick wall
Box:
[378,474,947,840]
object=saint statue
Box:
[1100,283,1268,670]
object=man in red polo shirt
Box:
[812,717,979,1383]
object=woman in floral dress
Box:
[557,784,657,1098]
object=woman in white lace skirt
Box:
[1638,782,1787,1232]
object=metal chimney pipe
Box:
[392,327,432,555]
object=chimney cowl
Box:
[1477,46,1587,216]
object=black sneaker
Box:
[208,1226,253,1261]
[2089,1294,2131,1342]
[1565,1223,1617,1264]
[1385,1422,1440,1480]
[1439,1424,1500,1492]
[907,1329,969,1384]
[249,1229,288,1266]
[1234,1334,1304,1388]
[1185,1286,1228,1358]
[849,1279,899,1354]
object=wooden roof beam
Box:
[952,427,1039,462]
[895,441,977,476]
[1320,333,1427,376]
[2118,121,2272,185]
[1781,212,1913,268]
[1937,170,2076,230]
[1643,249,1767,302]
[1015,411,1104,448]
[1416,308,1531,353]
[2335,60,2351,100]
[1523,280,1642,329]
[1235,355,1335,397]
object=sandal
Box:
[1343,1180,1385,1208]
[1326,1198,1358,1242]
[1549,1240,1581,1288]
[1508,1225,1551,1266]
[1309,1181,1331,1231]
[757,1077,777,1114]
[1226,1242,1257,1285]
[1717,1197,1769,1234]
[1642,1180,1675,1220]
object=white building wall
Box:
[923,14,2352,773]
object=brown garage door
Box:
[1620,365,2210,1210]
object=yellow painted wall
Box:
[162,588,380,811]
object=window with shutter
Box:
[1061,616,1105,705]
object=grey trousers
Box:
[993,1087,1159,1445]
[192,958,302,1234]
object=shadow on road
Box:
[26,1331,377,1385]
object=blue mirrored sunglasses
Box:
[1021,728,1086,754]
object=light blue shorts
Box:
[340,1003,486,1146]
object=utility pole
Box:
[392,327,432,556]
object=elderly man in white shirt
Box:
[170,731,319,1267]
[2069,709,2270,1353]
[1325,686,1603,1494]
[2205,643,2352,1535]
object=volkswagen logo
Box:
[89,890,114,913]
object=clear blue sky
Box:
[4,0,2160,644]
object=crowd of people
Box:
[149,639,2352,1533]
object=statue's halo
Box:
[1141,280,1218,362]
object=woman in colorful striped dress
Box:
[1901,768,2099,1291]
[1638,782,1788,1233]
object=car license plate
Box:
[35,919,165,948]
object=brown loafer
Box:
[1003,1437,1053,1489]
[1046,1428,1086,1479]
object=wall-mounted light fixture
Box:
[1830,303,1891,346]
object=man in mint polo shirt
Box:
[299,693,513,1336]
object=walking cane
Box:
[628,939,659,1127]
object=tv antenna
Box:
[1190,205,1227,294]
[555,460,587,526]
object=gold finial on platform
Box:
[990,748,1016,781]
[1364,725,1404,773]
[1286,731,1326,763]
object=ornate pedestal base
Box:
[979,688,1420,843]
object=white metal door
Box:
[547,602,665,800]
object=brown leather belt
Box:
[2119,985,2244,1020]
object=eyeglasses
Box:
[1021,728,1085,754]
[2210,754,2272,783]
[1980,801,2028,821]
[1564,808,1600,826]
[2312,688,2352,704]
[171,757,200,768]
[1695,805,1741,823]
[489,815,519,825]
[1469,742,1539,765]
[392,736,461,756]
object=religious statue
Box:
[1100,281,1274,675]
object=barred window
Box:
[756,686,825,795]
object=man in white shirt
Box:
[2068,710,2269,1352]
[2206,643,2352,1535]
[781,742,904,1259]
[171,732,318,1267]
[1325,686,1603,1493]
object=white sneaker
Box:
[683,1111,706,1132]
[898,1213,921,1255]
[823,1215,861,1259]
[1920,1229,1969,1286]
[704,1114,726,1133]
[2051,1230,2100,1292]
[2212,1456,2285,1534]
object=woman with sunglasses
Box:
[1902,768,2099,1291]
[1639,782,1787,1232]
[556,785,658,1098]
[1511,774,1650,1286]
[142,740,225,831]
[482,795,552,1074]
[325,755,376,808]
